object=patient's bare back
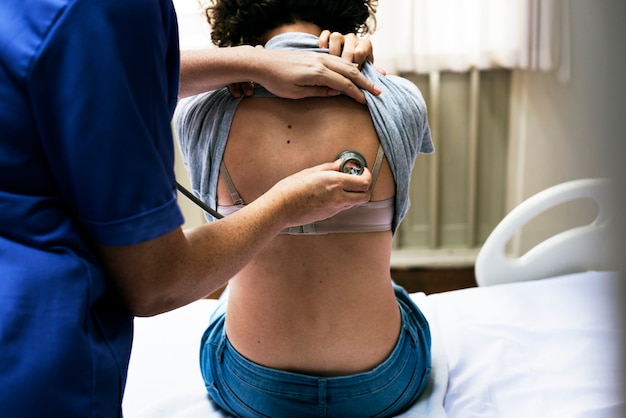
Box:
[220,95,401,376]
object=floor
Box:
[391,267,477,294]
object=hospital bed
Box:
[123,178,624,417]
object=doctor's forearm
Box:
[178,47,378,103]
[98,163,371,317]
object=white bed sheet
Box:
[430,271,624,418]
[123,271,624,417]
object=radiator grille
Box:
[392,69,511,267]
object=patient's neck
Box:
[260,21,321,44]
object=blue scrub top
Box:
[0,0,184,416]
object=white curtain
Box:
[370,0,569,78]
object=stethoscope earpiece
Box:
[336,150,367,176]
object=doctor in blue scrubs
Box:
[0,0,378,416]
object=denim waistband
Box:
[220,304,415,396]
[200,283,431,417]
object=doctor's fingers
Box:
[275,169,372,226]
[315,54,381,103]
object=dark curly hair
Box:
[204,0,378,47]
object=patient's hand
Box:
[319,31,374,68]
[319,31,386,76]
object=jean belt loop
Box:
[215,334,227,363]
[399,303,418,348]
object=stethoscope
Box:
[177,150,367,219]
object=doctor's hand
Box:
[261,160,372,229]
[180,38,381,101]
[230,47,381,104]
[227,31,379,100]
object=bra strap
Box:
[220,161,245,205]
[369,144,385,192]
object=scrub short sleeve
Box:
[29,0,183,246]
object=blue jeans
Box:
[199,283,431,418]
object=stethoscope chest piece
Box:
[336,150,367,176]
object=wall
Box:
[506,0,625,259]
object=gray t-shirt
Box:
[174,32,433,234]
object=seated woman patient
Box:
[174,0,434,416]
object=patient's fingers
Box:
[353,37,374,65]
[329,32,352,62]
[227,82,255,97]
[319,30,331,49]
[321,32,374,68]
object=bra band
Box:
[220,144,385,205]
[217,197,394,235]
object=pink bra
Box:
[217,145,394,235]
